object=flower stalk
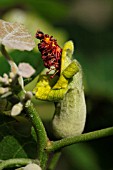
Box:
[46,126,113,152]
[0,158,38,170]
[25,100,48,169]
[0,45,18,75]
[47,152,61,170]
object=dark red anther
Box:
[36,30,62,78]
[36,31,44,40]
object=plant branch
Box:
[0,44,12,61]
[47,151,61,170]
[0,158,38,170]
[25,100,48,169]
[46,126,113,152]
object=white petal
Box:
[18,63,35,78]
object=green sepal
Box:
[48,88,68,101]
[63,60,79,79]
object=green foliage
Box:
[20,0,68,23]
[0,0,16,7]
[76,51,113,99]
[0,50,44,76]
[64,144,101,170]
[0,114,37,160]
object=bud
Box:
[9,72,15,79]
[52,41,86,138]
[15,163,42,170]
[15,164,42,170]
[18,76,24,91]
[25,91,33,100]
[0,87,9,94]
[24,163,42,170]
[11,102,23,116]
[52,68,86,138]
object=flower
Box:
[33,40,79,102]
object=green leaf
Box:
[0,136,27,159]
[0,114,37,159]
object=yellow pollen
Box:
[52,42,56,47]
[45,37,50,43]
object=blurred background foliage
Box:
[0,0,113,169]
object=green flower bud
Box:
[52,68,86,138]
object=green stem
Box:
[47,152,61,170]
[0,158,37,170]
[46,126,113,152]
[40,152,48,170]
[25,100,48,169]
[0,44,12,61]
[0,45,18,74]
